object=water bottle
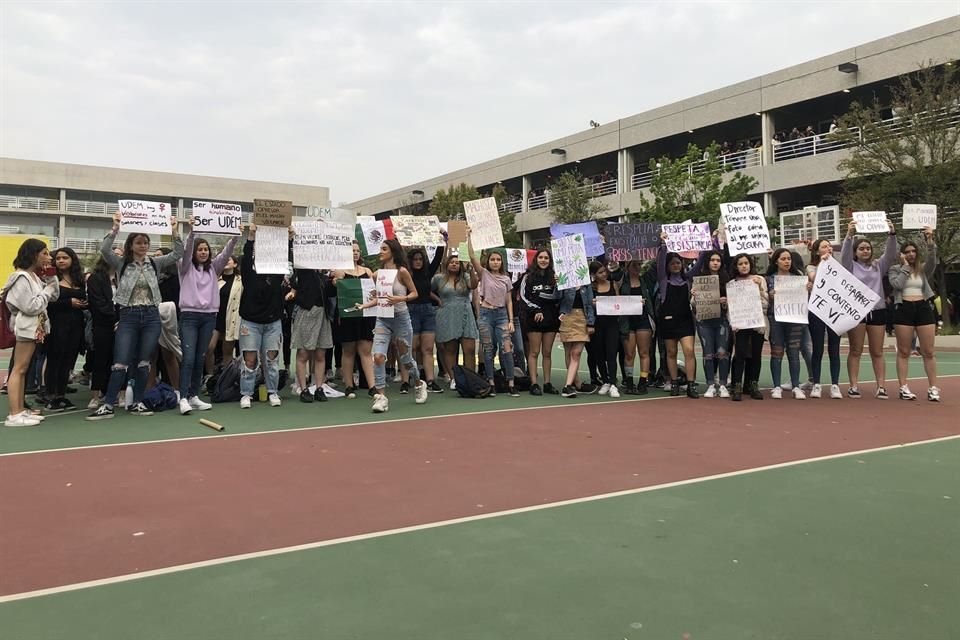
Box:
[124,379,135,408]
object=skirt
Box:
[558,309,589,343]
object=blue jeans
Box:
[478,306,514,381]
[808,313,841,385]
[238,319,282,397]
[372,308,419,390]
[180,311,216,398]
[696,318,730,386]
[769,319,804,388]
[105,306,162,408]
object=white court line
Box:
[2,432,958,604]
[2,373,957,458]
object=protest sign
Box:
[463,197,504,250]
[773,275,809,324]
[902,204,937,230]
[692,275,722,321]
[507,248,528,273]
[337,278,377,319]
[720,201,770,255]
[808,257,880,335]
[456,241,470,261]
[253,225,289,275]
[726,279,766,330]
[392,215,442,247]
[663,222,713,253]
[191,200,242,236]
[375,268,397,318]
[551,234,590,291]
[426,245,440,264]
[550,222,604,257]
[446,220,467,247]
[853,211,888,234]
[596,296,645,316]
[118,200,172,234]
[301,205,356,225]
[357,219,394,256]
[292,221,354,270]
[604,222,661,262]
[253,199,293,227]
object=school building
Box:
[345,16,960,248]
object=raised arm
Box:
[466,227,484,276]
[179,231,196,275]
[100,214,124,271]
[212,236,240,275]
[876,221,899,274]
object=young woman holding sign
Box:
[519,249,561,395]
[727,254,768,401]
[618,259,654,395]
[692,249,731,398]
[806,239,842,399]
[840,219,898,399]
[588,261,622,398]
[557,277,596,398]
[888,229,940,401]
[766,248,810,400]
[656,235,702,399]
[332,241,376,399]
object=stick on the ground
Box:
[199,418,225,432]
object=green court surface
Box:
[3,438,958,639]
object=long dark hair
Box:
[440,255,467,291]
[192,237,212,271]
[852,237,874,264]
[122,232,151,265]
[54,247,84,291]
[698,249,730,287]
[809,238,831,266]
[407,248,427,273]
[382,239,407,269]
[766,247,802,276]
[92,255,114,277]
[729,253,756,278]
[901,240,921,275]
[526,249,555,281]
[12,238,47,270]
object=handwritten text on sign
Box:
[375,268,397,318]
[692,275,721,321]
[808,257,880,335]
[253,226,290,275]
[902,204,937,230]
[726,279,766,330]
[292,221,354,270]
[463,197,504,251]
[392,215,442,247]
[663,222,713,253]
[253,199,293,227]
[551,233,590,291]
[596,296,644,316]
[119,200,171,234]
[192,201,242,236]
[721,201,769,255]
[853,211,888,234]
[773,275,809,324]
[604,223,660,262]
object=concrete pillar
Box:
[763,192,777,242]
[619,149,635,193]
[761,111,775,166]
[521,176,531,213]
[58,189,67,246]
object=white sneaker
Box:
[291,383,302,396]
[269,393,282,407]
[414,380,428,405]
[189,396,212,411]
[771,387,782,399]
[830,384,842,399]
[87,397,101,410]
[792,387,807,400]
[178,398,193,415]
[703,384,717,398]
[240,395,252,409]
[598,383,610,396]
[391,373,402,383]
[321,384,345,399]
[20,410,45,422]
[718,385,730,398]
[928,386,941,402]
[372,393,389,413]
[609,384,620,398]
[5,413,41,427]
[449,378,456,391]
[809,384,822,399]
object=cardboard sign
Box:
[292,220,354,270]
[551,234,590,291]
[191,200,242,236]
[118,199,172,234]
[663,222,713,253]
[446,220,468,247]
[720,201,770,255]
[550,222,604,257]
[902,204,937,230]
[596,295,644,316]
[375,268,397,318]
[808,257,880,335]
[253,226,289,275]
[392,215,442,247]
[692,275,722,321]
[507,248,528,273]
[253,199,293,227]
[853,211,888,234]
[604,222,661,262]
[463,197,504,251]
[773,275,809,324]
[726,279,766,330]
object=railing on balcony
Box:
[64,200,120,216]
[65,237,173,253]
[499,200,522,215]
[631,148,761,190]
[526,178,619,212]
[0,195,60,211]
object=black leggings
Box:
[44,321,84,397]
[731,330,765,388]
[90,322,115,393]
[588,319,621,385]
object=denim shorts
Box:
[408,303,437,334]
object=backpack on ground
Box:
[493,367,531,393]
[211,357,243,403]
[453,364,492,399]
[142,382,178,411]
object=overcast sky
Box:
[1,1,957,204]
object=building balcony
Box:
[0,195,60,211]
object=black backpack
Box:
[211,357,243,403]
[453,365,492,399]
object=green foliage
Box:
[631,142,758,228]
[492,183,522,247]
[427,183,481,222]
[547,170,611,224]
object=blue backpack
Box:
[142,382,178,411]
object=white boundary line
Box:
[2,432,958,604]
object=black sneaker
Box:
[65,386,78,394]
[368,387,378,398]
[127,402,154,416]
[46,398,67,413]
[427,380,444,393]
[748,382,764,400]
[508,386,520,397]
[61,397,76,410]
[344,386,357,399]
[636,378,649,395]
[529,384,543,396]
[542,383,560,395]
[622,380,636,395]
[560,385,578,398]
[86,404,115,421]
[314,388,328,402]
[400,382,410,394]
[686,382,699,399]
[300,389,314,403]
[847,386,861,398]
[670,381,681,397]
[731,384,743,401]
[578,383,598,395]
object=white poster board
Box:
[463,197,504,250]
[853,211,888,234]
[596,296,645,316]
[720,201,770,255]
[191,201,243,236]
[550,233,590,291]
[392,215,442,247]
[253,226,289,275]
[808,257,880,335]
[118,199,172,234]
[902,204,937,230]
[773,275,809,324]
[375,268,397,318]
[726,279,766,330]
[292,220,354,270]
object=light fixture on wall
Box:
[551,148,566,155]
[411,190,424,197]
[838,62,859,73]
[589,120,600,128]
[842,89,851,93]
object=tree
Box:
[834,62,960,327]
[427,183,480,221]
[491,183,522,247]
[630,142,759,229]
[546,169,611,224]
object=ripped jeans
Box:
[769,319,804,388]
[696,318,730,386]
[239,319,282,397]
[104,305,161,408]
[372,309,419,390]
[479,306,514,381]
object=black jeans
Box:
[45,319,84,397]
[588,319,621,385]
[731,330,765,388]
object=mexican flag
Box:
[356,219,395,256]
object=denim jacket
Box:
[559,285,596,326]
[100,229,184,307]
